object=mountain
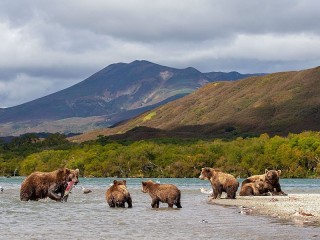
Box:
[0,60,257,136]
[70,66,320,142]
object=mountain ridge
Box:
[0,60,258,136]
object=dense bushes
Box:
[1,131,320,178]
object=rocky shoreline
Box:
[208,194,320,226]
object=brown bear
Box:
[20,168,79,202]
[239,179,268,196]
[240,169,286,196]
[141,180,182,208]
[105,180,132,208]
[199,167,239,199]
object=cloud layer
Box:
[0,0,319,107]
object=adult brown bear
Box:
[105,180,132,208]
[199,167,239,199]
[240,169,286,196]
[20,168,79,201]
[141,180,182,208]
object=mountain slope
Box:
[0,60,257,136]
[71,66,320,142]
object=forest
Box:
[1,131,320,178]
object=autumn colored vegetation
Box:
[1,131,320,178]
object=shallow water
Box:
[1,177,320,240]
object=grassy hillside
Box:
[71,66,320,142]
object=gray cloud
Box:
[0,0,320,107]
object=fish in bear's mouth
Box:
[65,180,79,194]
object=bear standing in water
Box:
[141,180,182,208]
[20,168,79,201]
[199,167,239,199]
[106,180,132,208]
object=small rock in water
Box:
[200,219,208,223]
[0,186,3,192]
[82,186,92,194]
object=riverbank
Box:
[209,194,320,226]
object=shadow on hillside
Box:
[106,116,320,141]
[107,124,261,141]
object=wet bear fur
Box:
[141,180,182,208]
[241,169,286,196]
[199,167,239,199]
[20,168,79,201]
[106,180,132,208]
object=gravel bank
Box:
[208,194,320,226]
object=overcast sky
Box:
[0,0,320,107]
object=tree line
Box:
[1,131,320,178]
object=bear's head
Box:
[255,179,265,191]
[113,180,127,186]
[65,168,80,185]
[265,169,281,184]
[141,180,154,193]
[199,167,214,180]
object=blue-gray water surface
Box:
[0,177,320,240]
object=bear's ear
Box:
[113,180,118,185]
[277,170,282,176]
[142,181,146,186]
[75,169,79,175]
[205,167,211,172]
[123,180,127,185]
[65,168,71,174]
[265,169,269,174]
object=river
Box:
[0,177,320,240]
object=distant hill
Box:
[0,60,257,136]
[70,66,320,142]
[204,71,264,81]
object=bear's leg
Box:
[20,190,31,201]
[175,200,182,208]
[215,185,223,199]
[151,199,159,208]
[254,186,270,196]
[127,197,132,208]
[229,190,236,199]
[108,199,116,207]
[273,183,287,196]
[226,186,237,199]
[116,200,125,208]
[174,194,182,208]
[20,185,35,201]
[212,188,219,199]
[48,190,62,201]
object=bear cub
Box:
[141,180,182,208]
[106,180,132,208]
